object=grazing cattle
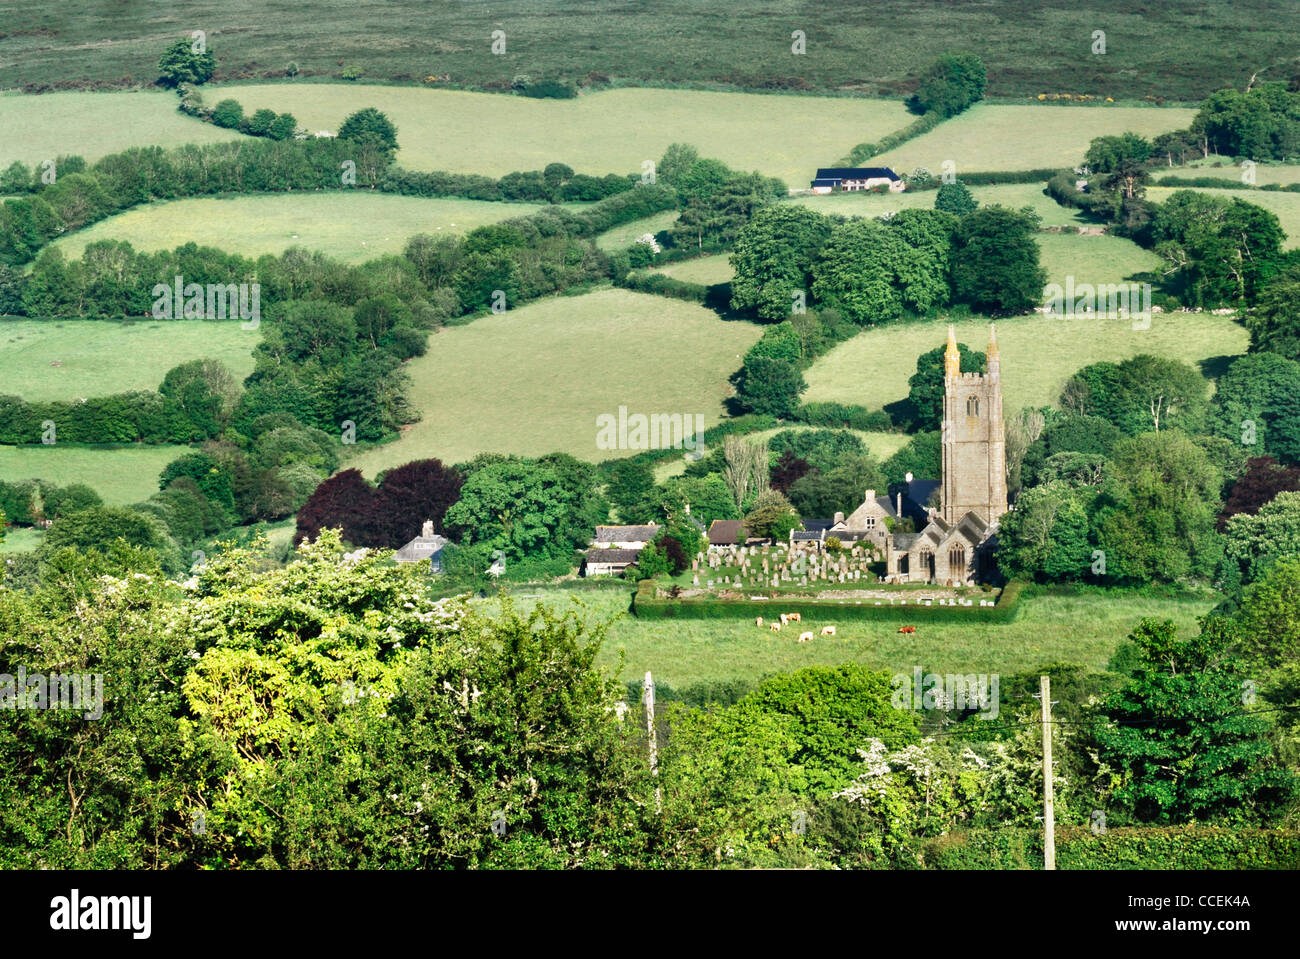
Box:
[820,625,836,636]
[786,612,802,623]
[779,613,789,626]
[755,616,763,627]
[769,622,782,632]
[898,625,917,634]
[797,631,814,643]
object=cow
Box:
[779,613,789,626]
[820,625,836,636]
[797,631,814,643]
[755,616,763,627]
[769,622,782,632]
[786,612,802,623]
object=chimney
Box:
[421,519,433,538]
[896,492,903,518]
[865,489,875,502]
[834,511,845,524]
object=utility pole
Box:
[1039,675,1056,871]
[644,671,661,813]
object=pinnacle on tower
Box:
[987,323,1000,380]
[944,324,960,378]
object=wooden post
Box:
[644,671,661,813]
[1040,675,1055,870]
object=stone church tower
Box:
[940,324,1008,526]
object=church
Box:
[830,325,1008,585]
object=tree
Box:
[267,113,298,141]
[1095,617,1296,824]
[337,108,399,155]
[1222,490,1300,589]
[907,53,986,117]
[1245,268,1300,362]
[369,459,464,547]
[996,481,1093,582]
[934,181,977,216]
[1063,355,1208,436]
[294,468,379,546]
[158,37,216,87]
[211,99,244,129]
[246,108,277,137]
[949,206,1046,315]
[729,205,833,319]
[1092,431,1223,584]
[656,143,700,187]
[40,506,182,574]
[882,432,942,484]
[658,474,739,526]
[605,460,658,524]
[1219,456,1300,529]
[1209,352,1300,464]
[1085,132,1153,200]
[771,450,813,493]
[743,488,799,540]
[907,341,986,430]
[442,459,576,561]
[734,356,806,418]
[1152,191,1286,307]
[722,435,770,511]
[787,453,888,519]
[811,219,930,325]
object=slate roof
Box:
[802,518,835,533]
[584,548,641,565]
[393,533,448,563]
[813,167,900,181]
[707,519,746,545]
[592,525,660,543]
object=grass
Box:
[803,311,1248,418]
[0,319,258,401]
[0,526,43,554]
[595,211,680,252]
[867,103,1197,174]
[0,445,191,505]
[493,586,1215,687]
[1147,185,1300,248]
[345,288,763,475]
[50,193,546,263]
[0,90,241,168]
[1035,232,1164,286]
[790,183,1096,227]
[1,1,1293,102]
[1156,161,1300,187]
[211,84,911,187]
[653,254,734,285]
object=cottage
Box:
[707,519,751,549]
[591,525,660,549]
[809,167,905,194]
[583,548,642,577]
[393,520,448,571]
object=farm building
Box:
[810,167,904,194]
[583,548,642,577]
[591,525,660,549]
[707,519,752,549]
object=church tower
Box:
[940,324,1008,526]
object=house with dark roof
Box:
[707,519,749,549]
[394,520,448,571]
[810,167,904,194]
[591,525,660,549]
[583,548,642,577]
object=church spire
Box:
[944,324,960,379]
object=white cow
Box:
[755,616,764,627]
[820,625,837,636]
[769,622,782,632]
[797,631,814,643]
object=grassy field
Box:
[803,311,1248,417]
[211,84,911,187]
[0,445,190,505]
[1147,186,1300,248]
[654,254,734,285]
[0,319,258,401]
[791,183,1095,227]
[0,90,241,168]
[495,586,1215,687]
[1156,161,1300,187]
[595,211,680,252]
[1,1,1292,101]
[50,193,546,263]
[1035,232,1164,286]
[868,103,1196,174]
[346,288,763,475]
[0,526,43,554]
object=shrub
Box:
[211,99,244,129]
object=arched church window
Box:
[966,396,979,417]
[949,546,966,571]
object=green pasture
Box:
[595,211,680,251]
[1156,161,1300,187]
[0,90,241,168]
[49,193,546,263]
[867,103,1196,174]
[0,445,191,506]
[651,428,909,483]
[346,288,763,475]
[653,254,734,285]
[212,84,912,187]
[497,586,1215,688]
[803,311,1247,418]
[790,182,1096,227]
[1035,232,1164,287]
[0,319,257,401]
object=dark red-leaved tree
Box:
[295,469,379,546]
[371,458,465,547]
[1219,456,1300,530]
[771,450,813,493]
